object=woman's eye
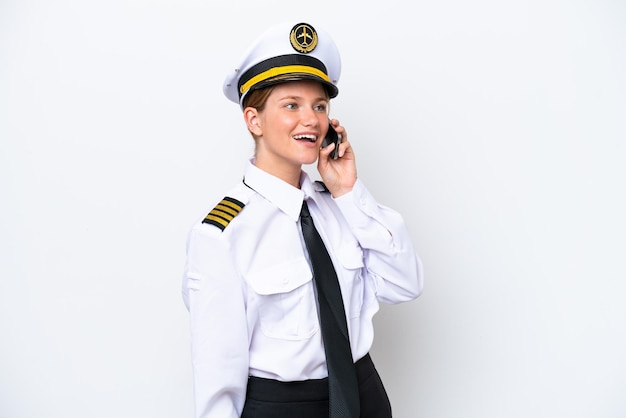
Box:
[285,103,297,110]
[314,104,327,112]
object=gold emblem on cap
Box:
[290,23,318,53]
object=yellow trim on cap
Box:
[240,65,330,95]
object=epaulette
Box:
[314,181,330,193]
[202,196,245,231]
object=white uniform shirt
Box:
[182,160,423,418]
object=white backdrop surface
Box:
[1,1,625,417]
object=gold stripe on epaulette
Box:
[202,197,245,231]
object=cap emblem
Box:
[290,23,318,53]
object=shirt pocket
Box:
[247,257,320,341]
[336,243,365,318]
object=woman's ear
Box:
[243,107,262,136]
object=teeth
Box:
[294,134,317,142]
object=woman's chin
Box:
[302,156,319,166]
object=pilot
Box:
[182,21,423,418]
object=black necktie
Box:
[300,200,360,417]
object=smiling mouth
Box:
[293,134,317,143]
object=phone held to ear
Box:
[321,120,340,159]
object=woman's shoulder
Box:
[196,182,257,234]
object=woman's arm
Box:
[333,179,424,303]
[183,224,249,418]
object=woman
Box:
[182,21,423,418]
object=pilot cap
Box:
[223,22,341,107]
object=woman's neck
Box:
[253,158,302,188]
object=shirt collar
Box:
[243,159,316,222]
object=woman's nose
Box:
[301,108,319,127]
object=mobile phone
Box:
[321,120,340,159]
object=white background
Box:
[1,1,625,417]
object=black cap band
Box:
[237,54,336,99]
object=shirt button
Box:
[360,197,367,206]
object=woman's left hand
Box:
[317,118,357,198]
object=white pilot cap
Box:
[223,22,342,107]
